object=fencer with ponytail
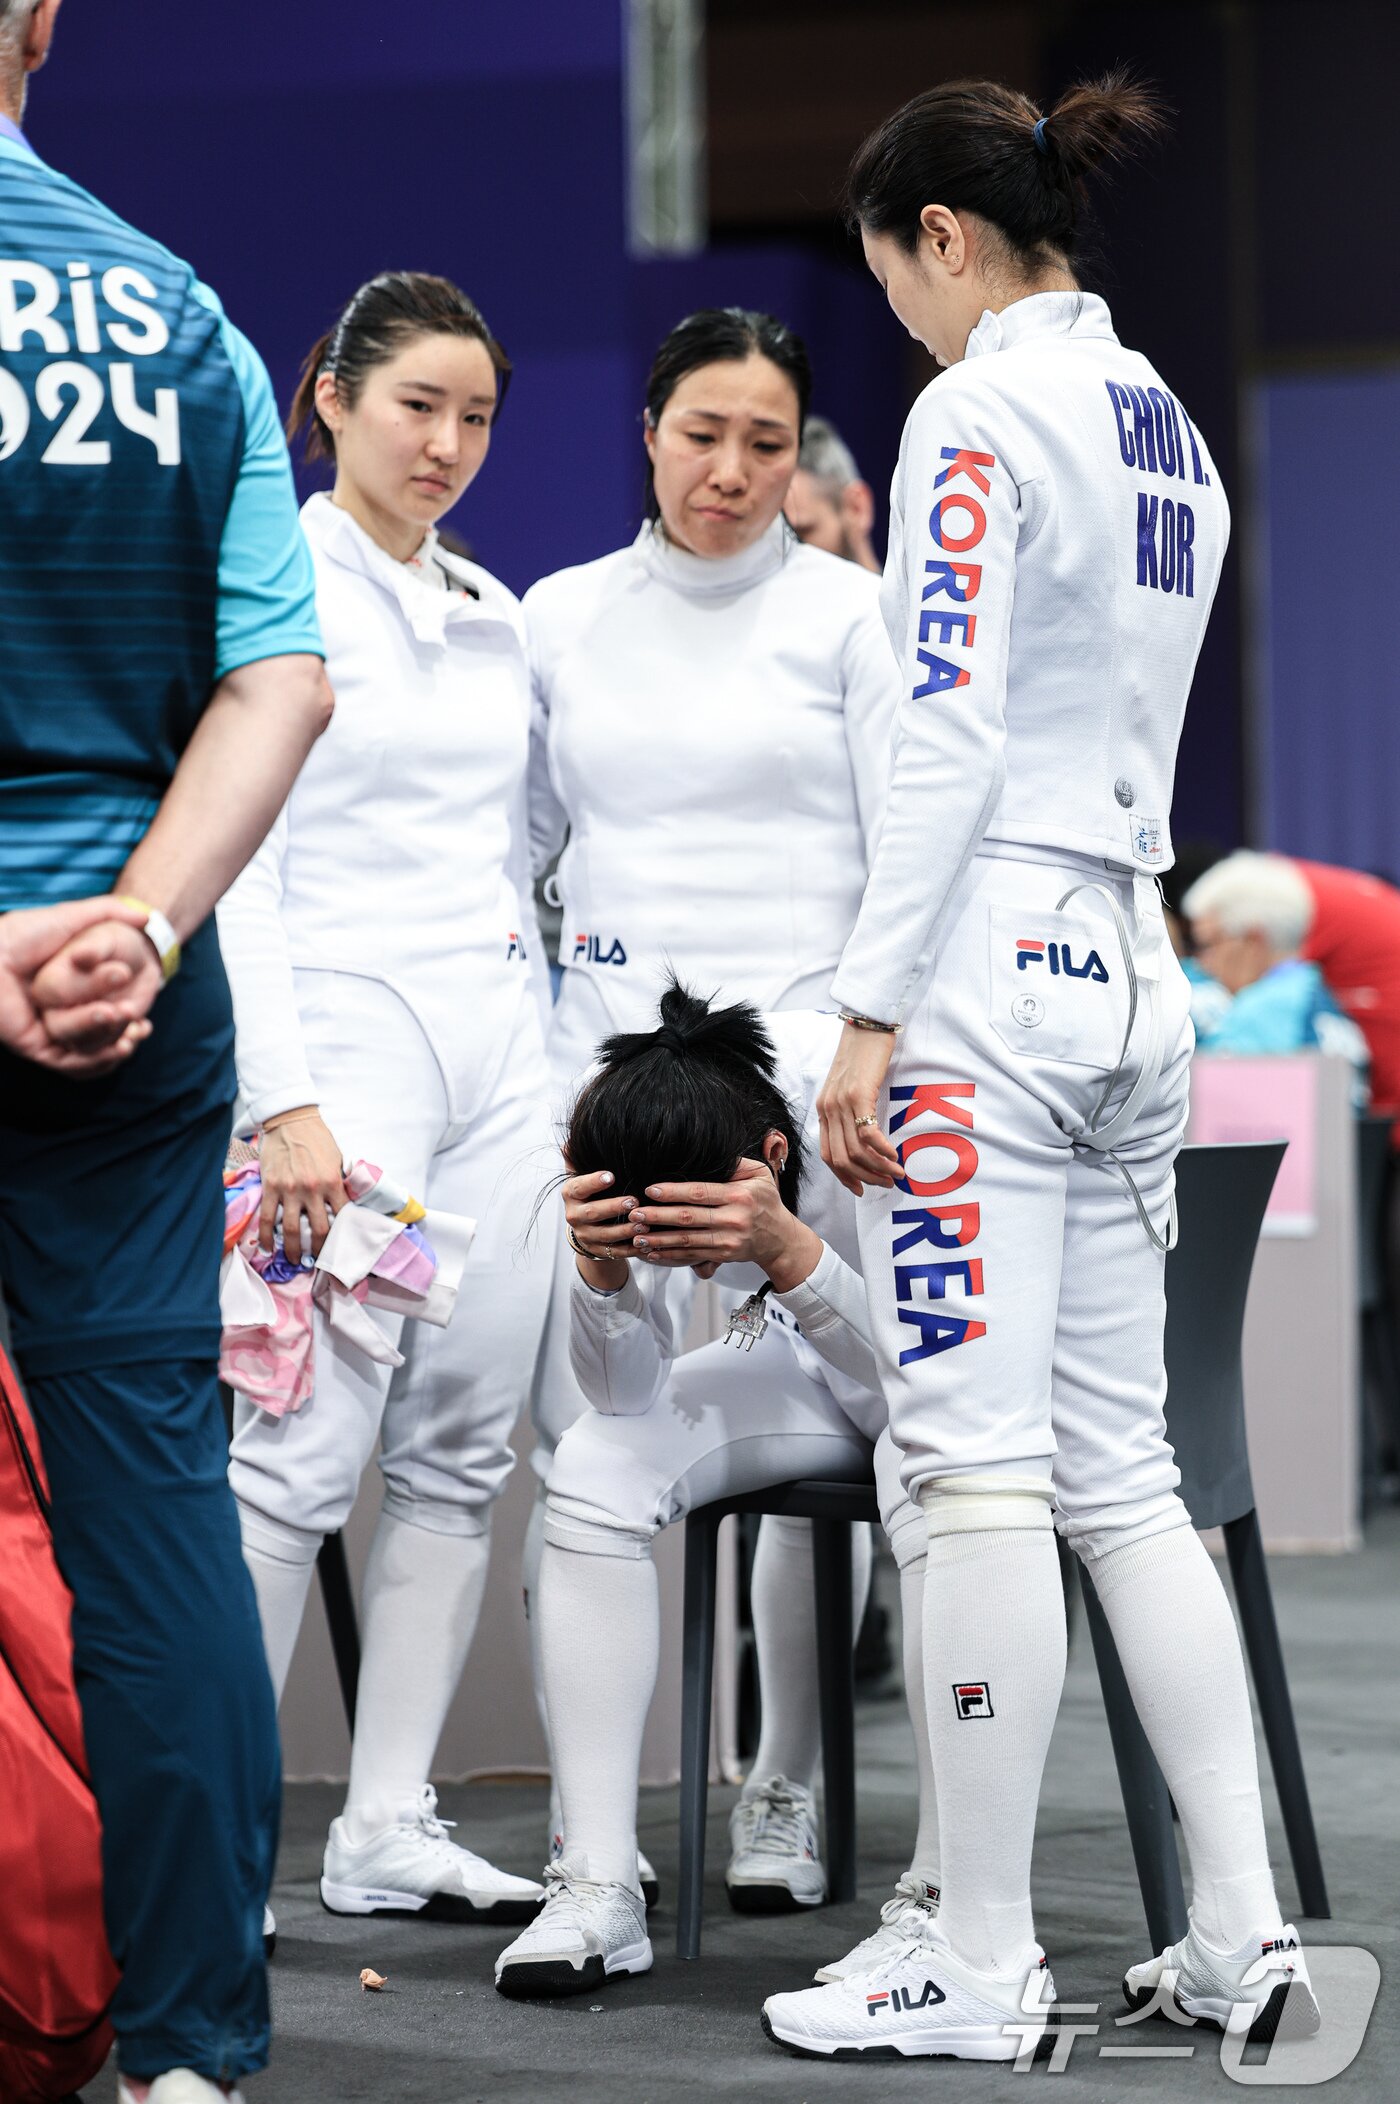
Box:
[286,271,512,463]
[565,982,807,1215]
[844,70,1169,272]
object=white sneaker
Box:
[118,2074,246,2103]
[262,1904,276,1959]
[763,1934,1056,2062]
[814,1873,941,1983]
[548,1819,659,1909]
[495,1851,653,1998]
[1124,1921,1320,2045]
[726,1776,825,1912]
[320,1785,543,1924]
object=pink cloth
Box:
[219,1153,447,1417]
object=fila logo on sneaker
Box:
[1015,938,1109,982]
[953,1681,994,1720]
[866,1979,947,2017]
[1262,1936,1300,1956]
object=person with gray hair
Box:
[1183,851,1369,1075]
[784,413,881,571]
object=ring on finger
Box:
[854,1114,880,1129]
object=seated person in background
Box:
[783,415,881,572]
[494,984,942,2006]
[1183,852,1370,1091]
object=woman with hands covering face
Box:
[494,984,940,2003]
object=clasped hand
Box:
[1,899,163,1077]
[563,1158,822,1293]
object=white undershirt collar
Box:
[963,290,1118,362]
[631,513,791,597]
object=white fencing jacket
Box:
[217,494,538,1125]
[831,291,1230,1027]
[525,517,899,1024]
[567,1011,884,1433]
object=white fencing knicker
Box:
[855,843,1197,1561]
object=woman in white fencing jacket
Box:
[524,306,901,1909]
[218,273,550,1934]
[769,77,1319,2060]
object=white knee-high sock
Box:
[1080,1522,1283,1949]
[924,1518,1066,1977]
[745,1515,873,1798]
[895,1544,940,1887]
[537,1532,657,1891]
[237,1502,321,1707]
[341,1510,491,1841]
[522,1484,562,1840]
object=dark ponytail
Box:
[287,271,512,464]
[642,307,812,520]
[844,70,1169,270]
[565,981,807,1213]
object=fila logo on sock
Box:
[952,1681,994,1720]
[866,1979,947,2017]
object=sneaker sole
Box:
[321,1878,542,1925]
[495,1938,654,2000]
[1122,1974,1322,2047]
[263,1928,277,1960]
[640,1874,660,1910]
[760,2007,1054,2062]
[727,1878,826,1915]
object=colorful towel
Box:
[219,1152,475,1416]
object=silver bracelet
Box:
[839,1009,901,1034]
[566,1224,618,1265]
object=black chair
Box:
[1357,1113,1400,1496]
[677,1476,877,1960]
[1081,1140,1331,1953]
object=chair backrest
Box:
[1163,1141,1285,1529]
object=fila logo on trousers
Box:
[1015,939,1109,982]
[867,1979,947,2017]
[572,932,628,966]
[889,1081,986,1366]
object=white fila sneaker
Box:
[762,1937,1056,2062]
[320,1785,543,1924]
[495,1851,653,1998]
[118,2075,246,2103]
[262,1904,276,1958]
[547,1820,660,1909]
[1123,1922,1320,2045]
[726,1776,826,1912]
[814,1873,941,1983]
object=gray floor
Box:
[86,1517,1399,2100]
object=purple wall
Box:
[24,2,906,594]
[24,0,634,592]
[1258,369,1400,881]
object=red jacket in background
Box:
[1297,859,1400,1140]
